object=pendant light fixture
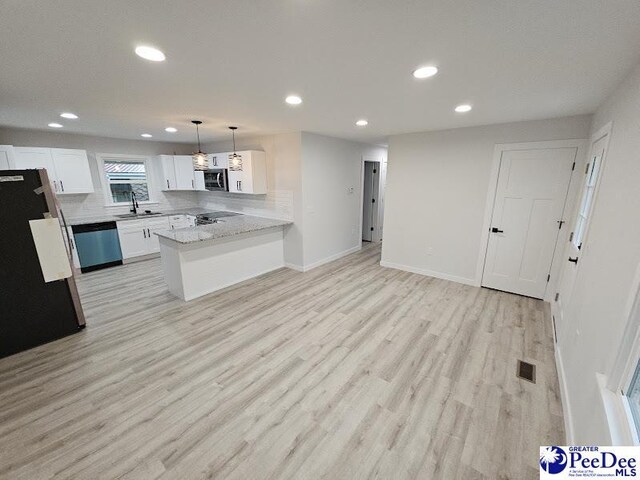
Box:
[191,120,208,171]
[228,126,242,170]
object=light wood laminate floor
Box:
[0,244,564,479]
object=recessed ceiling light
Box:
[356,119,368,127]
[165,127,177,133]
[60,112,78,119]
[48,123,63,128]
[285,95,302,105]
[455,104,472,113]
[135,45,166,62]
[412,66,438,79]
[141,133,153,138]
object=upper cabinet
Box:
[13,147,94,195]
[159,155,177,190]
[0,145,16,169]
[208,152,229,169]
[159,151,266,194]
[174,155,196,190]
[50,149,94,194]
[159,155,204,191]
[227,150,267,194]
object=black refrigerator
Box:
[0,169,85,358]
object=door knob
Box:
[491,227,504,233]
[568,257,579,264]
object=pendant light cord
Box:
[232,129,236,154]
[196,124,202,153]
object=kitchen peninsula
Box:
[156,214,292,301]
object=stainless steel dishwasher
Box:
[71,222,123,273]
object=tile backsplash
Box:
[196,189,294,221]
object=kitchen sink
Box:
[115,212,164,219]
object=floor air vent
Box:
[517,360,536,384]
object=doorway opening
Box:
[362,160,381,243]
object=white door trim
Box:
[359,155,384,248]
[475,139,588,300]
[551,123,613,332]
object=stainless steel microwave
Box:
[203,169,229,192]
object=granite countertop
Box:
[66,208,211,226]
[155,215,292,245]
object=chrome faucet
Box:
[130,191,139,214]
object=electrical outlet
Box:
[426,247,433,256]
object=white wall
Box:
[381,115,592,285]
[557,62,640,443]
[300,132,387,269]
[0,127,198,220]
[201,131,387,270]
[200,132,303,266]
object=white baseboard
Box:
[284,262,305,272]
[379,260,477,287]
[285,245,362,273]
[123,252,159,264]
[554,343,575,444]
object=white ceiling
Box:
[1,0,640,144]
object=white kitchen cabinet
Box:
[168,214,197,229]
[13,147,54,170]
[50,149,94,194]
[160,155,196,191]
[194,171,205,191]
[208,152,229,169]
[117,216,170,259]
[146,217,171,254]
[227,150,267,194]
[159,155,177,190]
[174,155,196,190]
[168,215,187,229]
[0,145,15,169]
[117,219,148,259]
[13,147,93,194]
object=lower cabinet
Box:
[117,217,170,259]
[168,214,197,230]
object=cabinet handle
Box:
[167,180,170,189]
[147,228,151,237]
[143,229,147,238]
[60,180,64,192]
[192,179,194,189]
[53,180,58,192]
[213,157,217,166]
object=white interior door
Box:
[556,134,608,339]
[482,147,576,298]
